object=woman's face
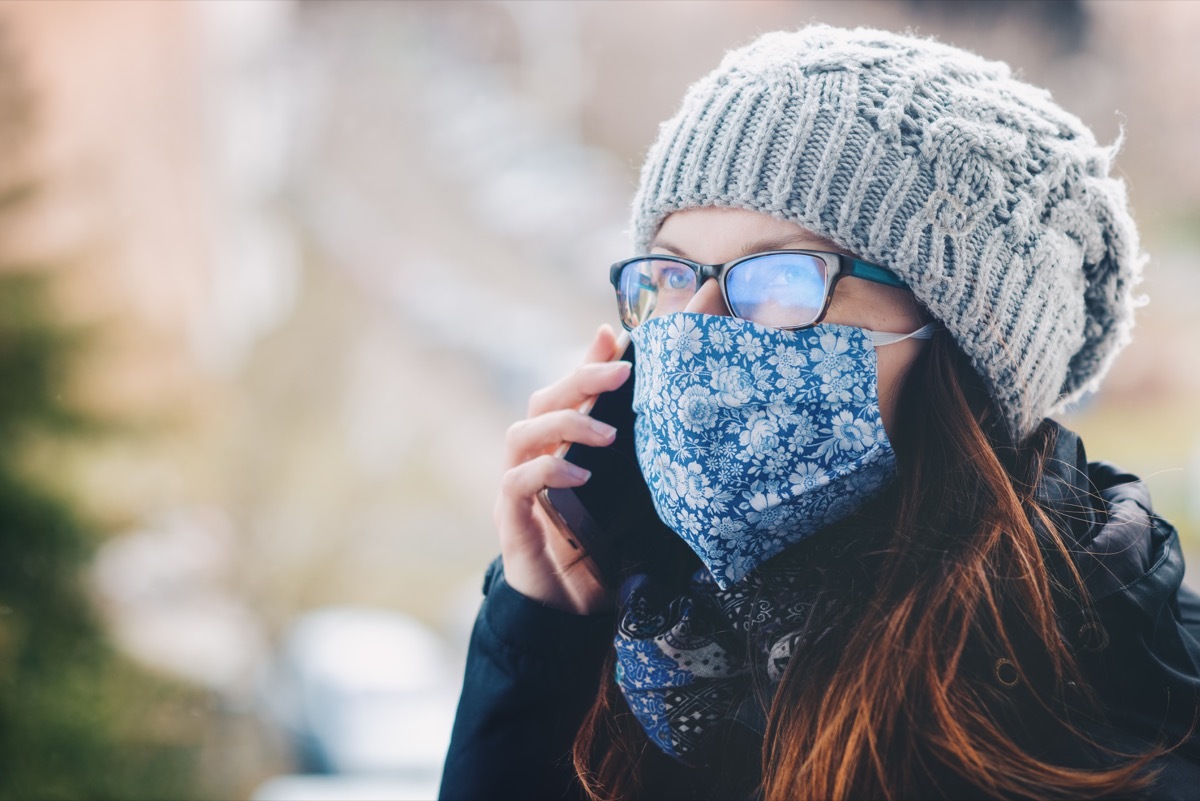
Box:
[652,207,928,436]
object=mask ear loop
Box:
[867,323,940,347]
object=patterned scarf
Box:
[613,549,831,766]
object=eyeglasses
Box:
[609,250,908,331]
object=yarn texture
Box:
[631,25,1143,440]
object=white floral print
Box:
[678,385,719,431]
[711,363,754,407]
[665,315,703,361]
[631,313,897,588]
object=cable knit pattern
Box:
[631,26,1143,441]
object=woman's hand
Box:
[494,324,631,615]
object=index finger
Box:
[583,323,621,364]
[527,324,628,417]
[527,360,631,418]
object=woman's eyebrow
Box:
[734,236,835,258]
[649,235,841,261]
[649,239,684,256]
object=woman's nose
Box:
[682,278,731,317]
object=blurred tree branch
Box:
[0,22,208,801]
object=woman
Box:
[441,26,1200,800]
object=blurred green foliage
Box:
[0,35,207,801]
[0,274,208,801]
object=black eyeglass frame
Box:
[608,249,908,331]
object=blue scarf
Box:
[629,314,925,589]
[613,550,828,765]
[618,312,931,763]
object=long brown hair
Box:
[573,331,1157,800]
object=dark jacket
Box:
[440,425,1200,799]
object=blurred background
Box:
[0,1,1196,798]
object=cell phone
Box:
[537,335,677,587]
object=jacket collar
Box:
[1038,420,1183,608]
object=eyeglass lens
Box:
[617,258,698,328]
[616,253,829,329]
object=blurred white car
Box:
[255,606,463,800]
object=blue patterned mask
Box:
[630,313,933,589]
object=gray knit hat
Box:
[632,25,1143,441]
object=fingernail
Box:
[591,419,617,439]
[567,463,591,481]
[609,360,632,372]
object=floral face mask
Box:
[629,313,934,588]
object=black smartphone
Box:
[537,337,677,587]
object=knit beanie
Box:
[631,25,1143,441]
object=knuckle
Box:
[500,466,524,497]
[527,386,552,416]
[504,419,527,450]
